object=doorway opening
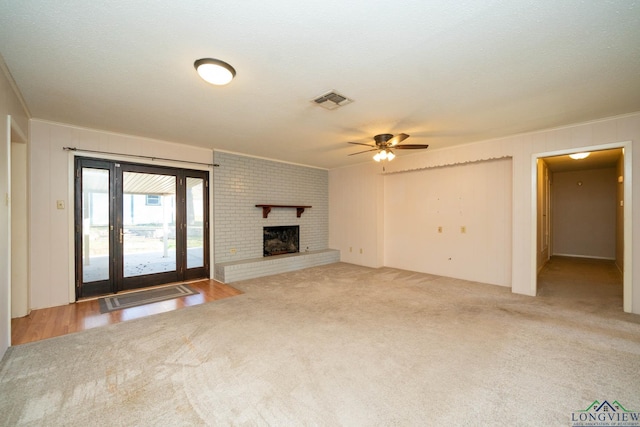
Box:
[74,157,209,299]
[534,143,632,312]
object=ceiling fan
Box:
[348,133,429,162]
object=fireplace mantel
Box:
[256,204,312,218]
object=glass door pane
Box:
[186,177,204,268]
[122,172,177,277]
[81,168,111,283]
[76,159,208,298]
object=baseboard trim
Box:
[552,253,615,261]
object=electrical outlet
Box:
[437,226,443,233]
[230,248,237,254]
[460,226,466,234]
[56,200,65,210]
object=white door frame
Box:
[531,140,633,312]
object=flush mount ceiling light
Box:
[569,152,590,160]
[194,58,236,85]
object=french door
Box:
[74,158,209,299]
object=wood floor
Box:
[11,279,242,346]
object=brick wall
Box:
[213,151,329,266]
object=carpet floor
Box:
[1,261,639,426]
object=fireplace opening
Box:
[263,226,299,257]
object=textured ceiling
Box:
[1,1,639,169]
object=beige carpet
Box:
[1,260,639,426]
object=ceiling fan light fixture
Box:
[569,152,590,160]
[194,58,236,85]
[372,149,395,162]
[348,133,426,162]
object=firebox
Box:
[263,226,299,257]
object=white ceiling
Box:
[1,1,639,169]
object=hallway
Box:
[537,256,624,314]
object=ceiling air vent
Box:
[311,90,354,110]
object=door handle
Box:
[119,228,123,244]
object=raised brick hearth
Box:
[214,249,340,283]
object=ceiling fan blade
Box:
[388,133,410,146]
[394,144,430,149]
[348,141,376,147]
[348,148,378,156]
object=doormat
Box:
[98,284,198,313]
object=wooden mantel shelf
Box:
[256,204,312,218]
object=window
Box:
[146,195,161,206]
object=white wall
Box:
[0,57,30,358]
[0,110,8,357]
[552,168,616,259]
[29,120,213,310]
[329,162,384,268]
[329,112,640,313]
[384,158,512,286]
[11,141,28,317]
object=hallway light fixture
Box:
[194,58,236,85]
[569,152,590,160]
